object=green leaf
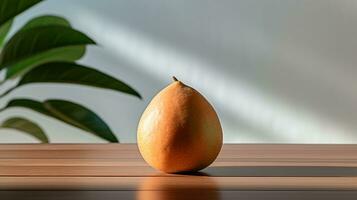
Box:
[20,15,71,31]
[0,0,42,26]
[5,46,86,79]
[3,98,119,142]
[0,25,95,77]
[1,117,48,143]
[44,100,119,142]
[0,20,12,47]
[4,99,50,115]
[1,15,80,77]
[14,62,141,98]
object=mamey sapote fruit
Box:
[137,77,223,173]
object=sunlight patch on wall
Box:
[71,8,355,143]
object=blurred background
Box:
[1,0,357,143]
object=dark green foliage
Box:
[1,117,48,143]
[0,1,141,142]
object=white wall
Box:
[1,0,357,143]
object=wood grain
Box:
[1,144,357,190]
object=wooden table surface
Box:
[2,144,357,199]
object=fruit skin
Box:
[137,78,223,173]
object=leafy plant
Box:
[0,0,141,143]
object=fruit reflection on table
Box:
[136,173,219,200]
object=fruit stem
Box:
[172,76,179,82]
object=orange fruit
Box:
[137,77,223,173]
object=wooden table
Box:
[1,144,357,199]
